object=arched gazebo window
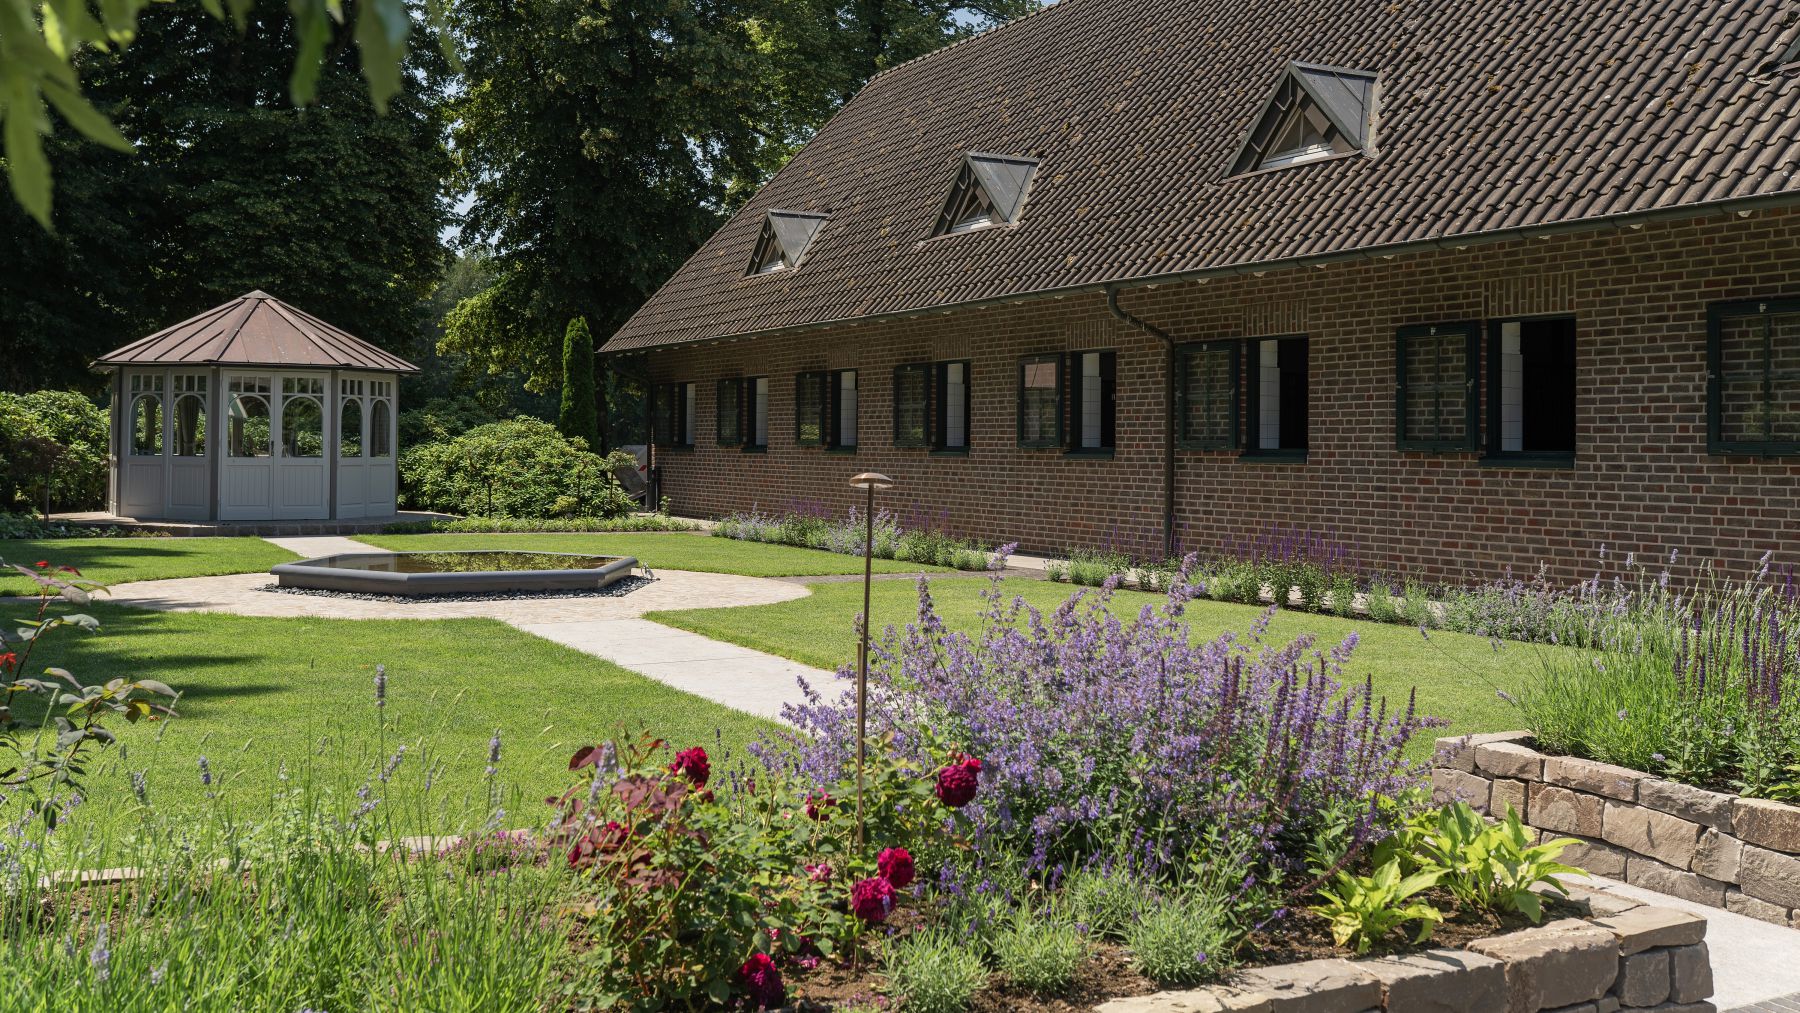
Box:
[340,386,363,458]
[370,380,393,458]
[229,376,272,458]
[128,373,163,457]
[281,376,325,458]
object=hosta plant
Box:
[1310,859,1444,955]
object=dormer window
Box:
[1229,62,1377,176]
[746,210,828,277]
[933,153,1038,237]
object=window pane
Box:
[1020,359,1059,445]
[1517,319,1576,453]
[796,374,824,445]
[1718,314,1765,444]
[282,396,323,458]
[371,400,392,458]
[229,394,271,458]
[1402,328,1468,446]
[341,398,363,458]
[753,378,769,446]
[943,363,967,449]
[718,380,742,443]
[130,395,162,456]
[837,371,858,447]
[1771,313,1800,444]
[653,384,677,445]
[894,366,928,446]
[1182,345,1234,447]
[174,394,206,456]
[1079,353,1103,448]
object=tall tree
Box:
[442,0,1041,393]
[0,3,453,393]
[559,316,601,448]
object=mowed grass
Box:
[13,602,774,844]
[359,532,956,577]
[649,577,1546,756]
[0,537,297,595]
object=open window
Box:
[935,361,971,453]
[1068,350,1116,454]
[1245,336,1308,458]
[1708,299,1800,456]
[746,377,769,450]
[829,369,858,450]
[1487,318,1576,463]
[1229,62,1376,175]
[1396,323,1480,452]
[933,153,1039,236]
[746,210,828,276]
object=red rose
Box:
[804,791,835,821]
[877,847,915,889]
[935,755,982,809]
[850,876,897,924]
[0,652,15,673]
[737,952,786,1010]
[805,862,833,883]
[668,746,710,787]
[33,561,47,568]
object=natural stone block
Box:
[1596,998,1620,1013]
[1612,950,1671,1007]
[1731,797,1800,854]
[1668,944,1712,1003]
[1096,990,1273,1013]
[1532,785,1607,837]
[1723,888,1792,926]
[1433,768,1492,810]
[1688,830,1741,884]
[1361,949,1505,1013]
[1476,742,1546,781]
[1558,836,1630,879]
[1603,803,1703,868]
[1468,920,1617,1013]
[1232,959,1380,1013]
[1739,843,1800,909]
[1637,780,1734,834]
[1630,1004,1716,1013]
[1434,732,1532,773]
[1623,858,1728,908]
[1541,1005,1595,1013]
[1564,885,1643,918]
[1491,779,1528,821]
[1545,757,1643,802]
[1590,905,1707,954]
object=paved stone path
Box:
[1571,875,1800,1010]
[94,535,834,722]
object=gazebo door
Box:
[336,375,396,518]
[221,374,275,520]
[272,375,329,519]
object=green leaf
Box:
[2,85,54,228]
[353,0,412,113]
[40,78,131,151]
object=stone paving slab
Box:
[263,535,375,559]
[1568,874,1800,1010]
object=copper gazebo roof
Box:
[95,291,419,373]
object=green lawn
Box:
[359,532,957,577]
[649,577,1546,754]
[12,602,773,846]
[0,537,298,595]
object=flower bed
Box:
[715,505,992,570]
[1100,890,1714,1013]
[1434,733,1800,930]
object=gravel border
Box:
[256,575,653,604]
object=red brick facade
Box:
[633,210,1800,585]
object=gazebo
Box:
[93,291,418,522]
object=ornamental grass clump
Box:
[766,547,1441,877]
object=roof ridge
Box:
[861,0,1074,87]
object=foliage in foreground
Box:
[0,391,108,514]
[716,505,992,570]
[399,416,637,519]
[379,513,697,534]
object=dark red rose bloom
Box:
[737,952,786,1010]
[668,746,710,787]
[850,876,897,924]
[877,847,915,889]
[0,652,15,672]
[935,755,982,809]
[804,791,835,821]
[34,561,47,568]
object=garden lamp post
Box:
[848,471,894,846]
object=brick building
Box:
[603,0,1800,583]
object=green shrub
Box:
[380,514,695,534]
[1057,866,1150,940]
[398,416,635,519]
[1125,893,1234,987]
[989,911,1086,994]
[557,317,600,449]
[0,390,108,513]
[884,930,989,1013]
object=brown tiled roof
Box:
[96,291,418,373]
[605,0,1800,353]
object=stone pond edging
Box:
[1097,889,1714,1013]
[1431,732,1800,930]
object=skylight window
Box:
[1229,62,1378,176]
[745,210,828,277]
[932,153,1038,237]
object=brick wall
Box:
[628,209,1800,585]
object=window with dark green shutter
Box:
[1177,341,1238,449]
[893,364,930,447]
[1396,323,1479,452]
[653,382,693,449]
[795,371,827,446]
[1709,299,1800,456]
[1017,355,1062,448]
[717,378,743,445]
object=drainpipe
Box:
[1106,285,1177,561]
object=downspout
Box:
[1106,285,1177,560]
